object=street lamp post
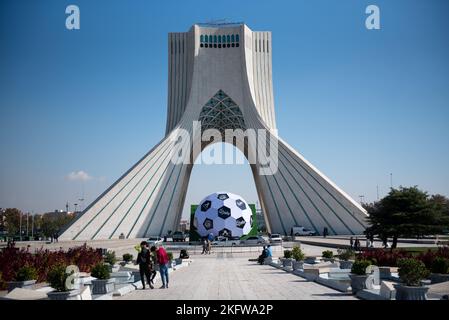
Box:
[31,213,34,239]
[359,195,365,204]
[26,212,29,238]
[19,211,22,241]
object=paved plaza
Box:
[117,253,356,300]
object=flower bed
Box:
[0,243,103,289]
[358,249,411,267]
[417,247,449,269]
[357,246,449,268]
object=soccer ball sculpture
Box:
[194,192,253,238]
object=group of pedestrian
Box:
[349,235,376,251]
[257,245,272,264]
[136,241,171,289]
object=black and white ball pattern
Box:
[194,192,252,238]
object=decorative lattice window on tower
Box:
[199,90,246,135]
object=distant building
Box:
[256,208,266,232]
[179,219,190,232]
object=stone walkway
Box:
[117,254,356,300]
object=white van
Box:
[291,226,316,236]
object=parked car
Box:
[147,236,163,246]
[269,233,283,244]
[212,236,240,246]
[241,235,267,245]
[172,231,188,242]
[291,226,316,236]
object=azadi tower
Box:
[60,23,367,240]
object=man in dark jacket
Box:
[136,241,154,289]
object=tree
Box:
[4,208,22,236]
[365,186,449,248]
[40,211,75,237]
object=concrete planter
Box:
[47,289,80,300]
[379,266,392,279]
[7,280,36,293]
[349,274,369,294]
[91,279,115,295]
[292,260,304,271]
[339,261,353,270]
[304,257,317,264]
[108,264,120,273]
[282,258,293,268]
[430,273,449,284]
[394,284,429,300]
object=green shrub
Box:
[167,252,174,261]
[122,253,133,263]
[431,257,449,274]
[47,264,72,292]
[15,265,38,281]
[322,250,334,259]
[283,250,292,259]
[104,251,117,265]
[351,259,372,275]
[91,263,110,280]
[398,258,429,286]
[291,246,305,261]
[337,248,355,261]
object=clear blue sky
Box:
[1,0,448,218]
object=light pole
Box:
[31,213,34,239]
[26,212,29,237]
[19,211,22,241]
[359,195,365,204]
[74,203,78,213]
[376,185,379,201]
[390,173,393,190]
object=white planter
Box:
[305,257,317,264]
[430,273,449,284]
[282,258,293,268]
[7,280,36,293]
[394,284,429,300]
[379,266,392,279]
[47,289,80,300]
[292,260,304,271]
[339,261,353,270]
[92,279,115,295]
[349,274,369,294]
[108,264,120,273]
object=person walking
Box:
[323,227,328,238]
[349,236,354,249]
[151,245,170,289]
[207,239,212,254]
[354,237,359,251]
[201,238,207,254]
[136,241,154,289]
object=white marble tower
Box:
[60,23,367,240]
